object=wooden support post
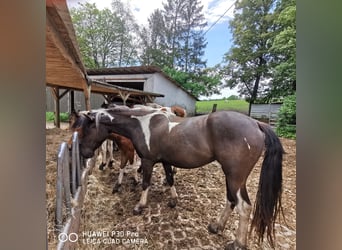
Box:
[102,94,110,104]
[118,91,130,106]
[212,103,217,113]
[84,85,92,111]
[146,95,155,104]
[70,90,75,113]
[53,87,61,128]
[50,87,71,128]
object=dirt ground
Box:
[46,124,296,250]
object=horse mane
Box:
[95,111,102,130]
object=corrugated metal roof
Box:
[87,66,162,75]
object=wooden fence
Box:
[250,103,282,129]
[54,132,97,249]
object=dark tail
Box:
[251,122,285,247]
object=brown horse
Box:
[107,132,139,193]
[70,105,284,250]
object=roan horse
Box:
[71,105,284,250]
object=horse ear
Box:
[69,109,79,118]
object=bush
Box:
[227,95,240,100]
[276,94,296,139]
[60,113,69,122]
[46,112,69,122]
[46,112,55,121]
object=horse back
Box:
[206,111,264,149]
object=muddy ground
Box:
[46,125,296,249]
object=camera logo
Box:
[58,232,79,243]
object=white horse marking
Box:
[168,122,179,132]
[243,137,251,150]
[132,111,172,151]
[95,109,116,129]
[236,189,251,217]
[131,113,154,151]
[139,187,150,206]
[99,109,115,122]
[170,186,178,199]
[235,189,252,246]
[118,168,125,185]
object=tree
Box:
[163,66,221,98]
[158,0,207,72]
[70,1,139,69]
[276,94,296,138]
[111,0,140,66]
[222,0,277,115]
[71,3,118,68]
[139,9,168,67]
[140,0,216,98]
[269,0,296,98]
[162,0,186,68]
[178,0,207,73]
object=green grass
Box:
[196,99,249,114]
[46,112,69,122]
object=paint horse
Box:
[71,105,284,250]
[98,103,186,189]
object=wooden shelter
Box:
[45,0,164,127]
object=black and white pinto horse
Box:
[71,105,284,250]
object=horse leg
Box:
[112,151,128,193]
[129,152,139,186]
[132,164,139,185]
[162,163,178,208]
[133,159,154,215]
[162,165,177,186]
[224,186,251,250]
[135,154,143,176]
[215,173,251,250]
[208,176,235,234]
[107,140,114,169]
[99,141,107,170]
[208,171,252,250]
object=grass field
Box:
[196,99,249,114]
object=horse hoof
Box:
[208,222,222,234]
[133,206,143,215]
[168,199,177,208]
[112,184,121,193]
[224,240,247,250]
[108,160,114,169]
[130,178,139,186]
[99,163,105,170]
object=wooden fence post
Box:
[212,103,217,112]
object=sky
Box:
[66,0,238,99]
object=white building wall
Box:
[149,73,196,116]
